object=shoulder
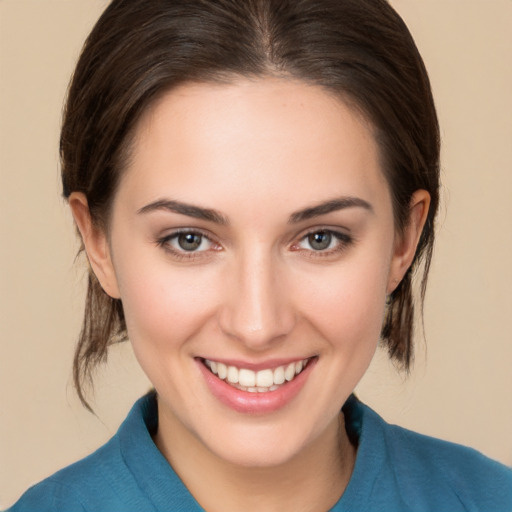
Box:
[358,398,512,511]
[8,392,203,512]
[388,420,511,501]
[340,395,512,511]
[6,436,143,512]
[6,395,159,512]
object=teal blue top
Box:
[7,392,512,511]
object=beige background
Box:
[1,0,511,508]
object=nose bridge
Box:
[219,246,295,348]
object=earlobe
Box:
[387,189,431,294]
[68,192,121,299]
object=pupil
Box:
[178,233,202,251]
[308,231,331,250]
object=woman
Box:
[8,0,512,510]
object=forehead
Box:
[118,78,390,217]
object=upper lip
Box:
[197,356,316,372]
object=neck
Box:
[154,402,356,512]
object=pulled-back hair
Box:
[61,0,440,409]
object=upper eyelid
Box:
[300,226,350,236]
[293,226,352,242]
[158,227,215,241]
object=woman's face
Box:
[77,78,423,467]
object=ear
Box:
[387,189,431,294]
[69,192,120,299]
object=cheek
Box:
[114,254,219,354]
[294,252,390,351]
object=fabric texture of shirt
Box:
[7,391,512,511]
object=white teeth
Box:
[227,366,239,384]
[217,362,227,380]
[273,366,285,385]
[284,363,295,381]
[256,369,274,387]
[238,368,256,387]
[204,357,311,392]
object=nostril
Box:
[217,297,296,347]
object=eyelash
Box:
[155,228,354,261]
[291,229,354,258]
[155,229,219,261]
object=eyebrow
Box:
[137,196,372,225]
[137,199,229,225]
[288,197,373,224]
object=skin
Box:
[70,78,429,512]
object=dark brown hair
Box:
[61,0,440,409]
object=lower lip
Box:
[197,358,317,414]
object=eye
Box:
[304,231,334,251]
[175,232,206,251]
[293,229,353,256]
[156,229,219,258]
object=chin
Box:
[194,403,336,470]
[205,425,311,469]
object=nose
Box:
[218,251,296,350]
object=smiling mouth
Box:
[202,358,313,393]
